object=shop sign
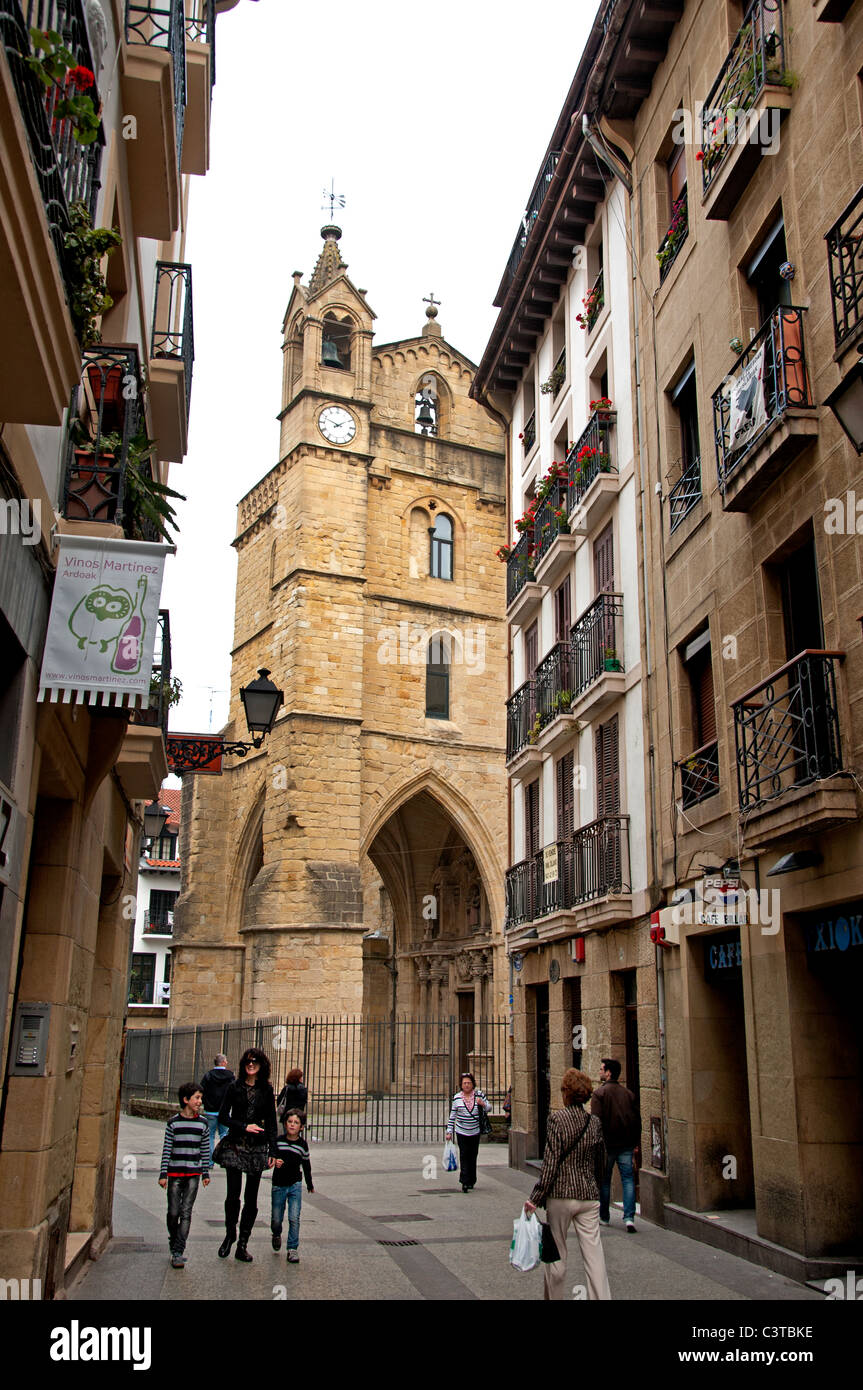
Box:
[543,844,559,883]
[803,907,863,958]
[699,877,748,927]
[704,929,743,981]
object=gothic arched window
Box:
[321,312,352,370]
[430,513,453,581]
[426,632,451,720]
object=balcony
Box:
[505,531,544,624]
[668,457,702,533]
[149,261,193,460]
[541,347,566,402]
[700,0,792,221]
[658,190,689,284]
[677,739,720,810]
[534,641,581,754]
[127,609,172,739]
[732,650,857,847]
[578,266,604,334]
[567,409,617,533]
[503,150,561,289]
[0,0,104,422]
[143,909,173,934]
[533,477,576,587]
[505,678,541,780]
[121,0,186,238]
[826,185,863,358]
[522,410,536,456]
[569,592,626,722]
[61,344,163,541]
[505,817,632,937]
[713,305,817,512]
[182,0,213,175]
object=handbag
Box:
[478,1096,492,1137]
[539,1220,561,1263]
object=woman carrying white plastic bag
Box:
[443,1138,458,1172]
[509,1210,542,1271]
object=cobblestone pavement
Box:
[71,1115,822,1303]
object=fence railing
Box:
[700,0,786,194]
[152,260,194,420]
[533,477,570,567]
[826,184,863,351]
[126,0,186,169]
[522,409,536,454]
[571,591,624,696]
[677,739,720,809]
[185,0,214,83]
[732,650,844,812]
[668,457,702,532]
[1,0,104,307]
[63,344,145,530]
[122,1015,511,1141]
[658,189,689,283]
[713,305,813,495]
[143,908,173,934]
[504,150,561,286]
[505,816,631,928]
[506,678,537,760]
[505,531,536,608]
[566,409,615,510]
[535,641,574,728]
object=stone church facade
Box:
[171,227,509,1042]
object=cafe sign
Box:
[703,929,743,981]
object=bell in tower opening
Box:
[415,376,439,436]
[321,312,352,370]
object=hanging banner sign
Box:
[38,535,174,707]
[726,343,768,456]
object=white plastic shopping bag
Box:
[509,1211,542,1271]
[443,1139,458,1172]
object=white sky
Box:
[160,0,594,736]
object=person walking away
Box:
[159,1082,210,1268]
[271,1108,314,1263]
[276,1066,308,1120]
[214,1047,277,1262]
[591,1057,641,1233]
[199,1054,235,1157]
[446,1072,490,1192]
[524,1068,610,1301]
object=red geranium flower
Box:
[67,65,95,91]
[696,150,704,162]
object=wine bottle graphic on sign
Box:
[112,575,147,673]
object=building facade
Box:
[172,226,510,1078]
[0,0,242,1296]
[126,785,180,1026]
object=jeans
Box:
[271,1181,303,1250]
[456,1133,480,1188]
[204,1111,228,1157]
[166,1175,199,1255]
[600,1147,636,1222]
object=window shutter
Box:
[595,716,620,816]
[556,752,574,839]
[693,652,716,746]
[525,622,539,677]
[526,781,540,857]
[593,523,615,594]
[555,578,571,643]
[669,145,687,203]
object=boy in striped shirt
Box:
[159,1082,211,1268]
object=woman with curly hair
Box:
[523,1067,611,1300]
[214,1047,277,1262]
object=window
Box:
[680,629,719,806]
[426,633,450,719]
[658,146,688,283]
[525,779,541,857]
[668,361,703,532]
[321,312,352,369]
[554,578,571,644]
[129,954,156,1005]
[595,715,620,818]
[154,831,177,861]
[556,751,574,840]
[429,514,453,580]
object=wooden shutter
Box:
[526,780,541,857]
[669,145,687,202]
[593,523,615,594]
[595,715,620,816]
[692,651,716,746]
[525,621,539,676]
[555,578,571,643]
[556,752,574,840]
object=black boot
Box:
[271,1223,282,1251]
[219,1197,240,1258]
[235,1208,256,1263]
[234,1236,253,1262]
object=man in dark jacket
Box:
[200,1055,235,1157]
[591,1058,641,1233]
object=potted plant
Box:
[590,397,614,418]
[25,28,101,145]
[540,361,566,396]
[576,284,604,331]
[552,689,572,714]
[527,713,543,744]
[603,646,622,672]
[62,201,122,347]
[121,431,185,542]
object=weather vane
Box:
[322,179,345,220]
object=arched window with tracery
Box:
[430,513,453,581]
[426,632,451,720]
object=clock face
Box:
[318,405,356,445]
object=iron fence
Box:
[535,641,574,728]
[126,0,186,170]
[700,0,786,194]
[566,409,615,509]
[571,591,624,696]
[826,183,863,351]
[505,532,535,608]
[504,150,561,286]
[668,457,702,532]
[522,409,536,454]
[63,344,144,528]
[185,0,214,83]
[505,817,631,929]
[533,478,570,567]
[677,739,720,809]
[506,678,536,760]
[152,260,194,420]
[122,1015,510,1142]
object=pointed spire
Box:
[308,225,347,296]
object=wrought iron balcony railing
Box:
[733,650,845,812]
[668,457,702,532]
[127,609,172,736]
[506,679,537,760]
[677,739,720,809]
[570,591,624,697]
[700,0,786,194]
[505,531,536,608]
[63,344,162,541]
[1,0,104,307]
[579,266,604,332]
[152,260,194,419]
[713,305,813,495]
[535,641,575,729]
[522,410,536,454]
[504,150,561,287]
[505,817,631,928]
[566,409,615,509]
[126,0,186,170]
[826,184,863,351]
[542,347,566,400]
[533,477,570,567]
[185,0,215,83]
[143,909,174,934]
[658,189,689,283]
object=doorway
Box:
[457,990,474,1080]
[535,983,550,1147]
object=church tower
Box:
[173,227,509,1045]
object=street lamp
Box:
[142,799,170,843]
[826,348,863,454]
[237,668,284,742]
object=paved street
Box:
[71,1115,822,1303]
